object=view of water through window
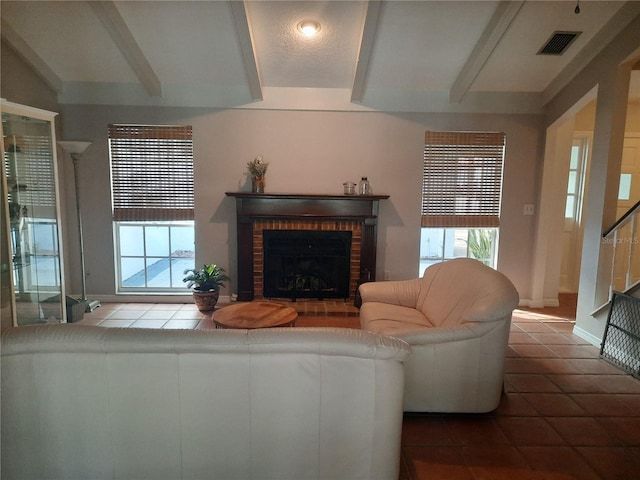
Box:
[116,222,194,291]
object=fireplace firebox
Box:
[263,230,351,300]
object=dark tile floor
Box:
[79,295,640,480]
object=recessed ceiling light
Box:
[297,20,321,37]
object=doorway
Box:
[559,134,591,293]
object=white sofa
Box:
[359,258,519,413]
[1,324,410,480]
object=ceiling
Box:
[1,1,639,114]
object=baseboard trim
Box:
[79,294,231,304]
[572,325,602,348]
[517,298,561,308]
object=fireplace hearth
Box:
[263,230,351,300]
[226,193,389,301]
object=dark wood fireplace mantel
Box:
[226,192,389,301]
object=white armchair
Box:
[359,258,519,413]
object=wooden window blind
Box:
[422,131,506,228]
[4,131,57,210]
[109,124,194,221]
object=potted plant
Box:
[183,264,230,313]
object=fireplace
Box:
[226,193,389,301]
[263,230,352,300]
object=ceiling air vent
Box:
[537,31,581,55]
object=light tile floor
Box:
[79,296,640,480]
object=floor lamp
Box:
[58,141,101,312]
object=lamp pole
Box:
[70,152,88,303]
[57,141,100,312]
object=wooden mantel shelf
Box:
[225,192,389,219]
[226,192,390,301]
[226,192,390,200]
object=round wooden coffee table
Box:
[212,301,297,329]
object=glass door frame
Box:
[1,99,66,327]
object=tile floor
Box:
[79,296,640,480]
[78,299,361,329]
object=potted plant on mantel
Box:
[183,264,230,313]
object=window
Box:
[109,124,195,292]
[565,136,589,219]
[420,131,506,274]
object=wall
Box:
[0,41,60,114]
[543,14,640,345]
[574,99,640,136]
[0,33,543,304]
[58,105,542,301]
[625,99,640,133]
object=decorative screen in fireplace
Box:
[263,230,352,300]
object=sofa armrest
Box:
[390,321,502,345]
[359,279,421,308]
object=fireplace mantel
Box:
[226,192,389,301]
[226,192,389,218]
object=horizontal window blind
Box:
[5,133,57,210]
[422,131,506,228]
[109,124,194,221]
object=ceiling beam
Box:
[88,1,161,97]
[351,1,382,103]
[1,19,63,94]
[449,1,524,104]
[230,0,263,101]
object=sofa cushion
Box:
[360,302,433,335]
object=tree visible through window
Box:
[109,124,195,292]
[420,131,506,274]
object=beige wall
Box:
[1,34,544,303]
[58,105,542,300]
[625,99,640,133]
[574,98,640,134]
[1,40,60,114]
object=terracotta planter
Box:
[192,290,220,313]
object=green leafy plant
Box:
[467,229,495,266]
[183,264,229,292]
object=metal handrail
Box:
[600,203,640,306]
[603,199,640,238]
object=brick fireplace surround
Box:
[226,193,389,302]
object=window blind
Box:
[109,124,194,221]
[5,134,57,211]
[422,131,506,228]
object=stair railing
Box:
[600,200,640,306]
[600,291,640,378]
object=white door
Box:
[559,135,590,293]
